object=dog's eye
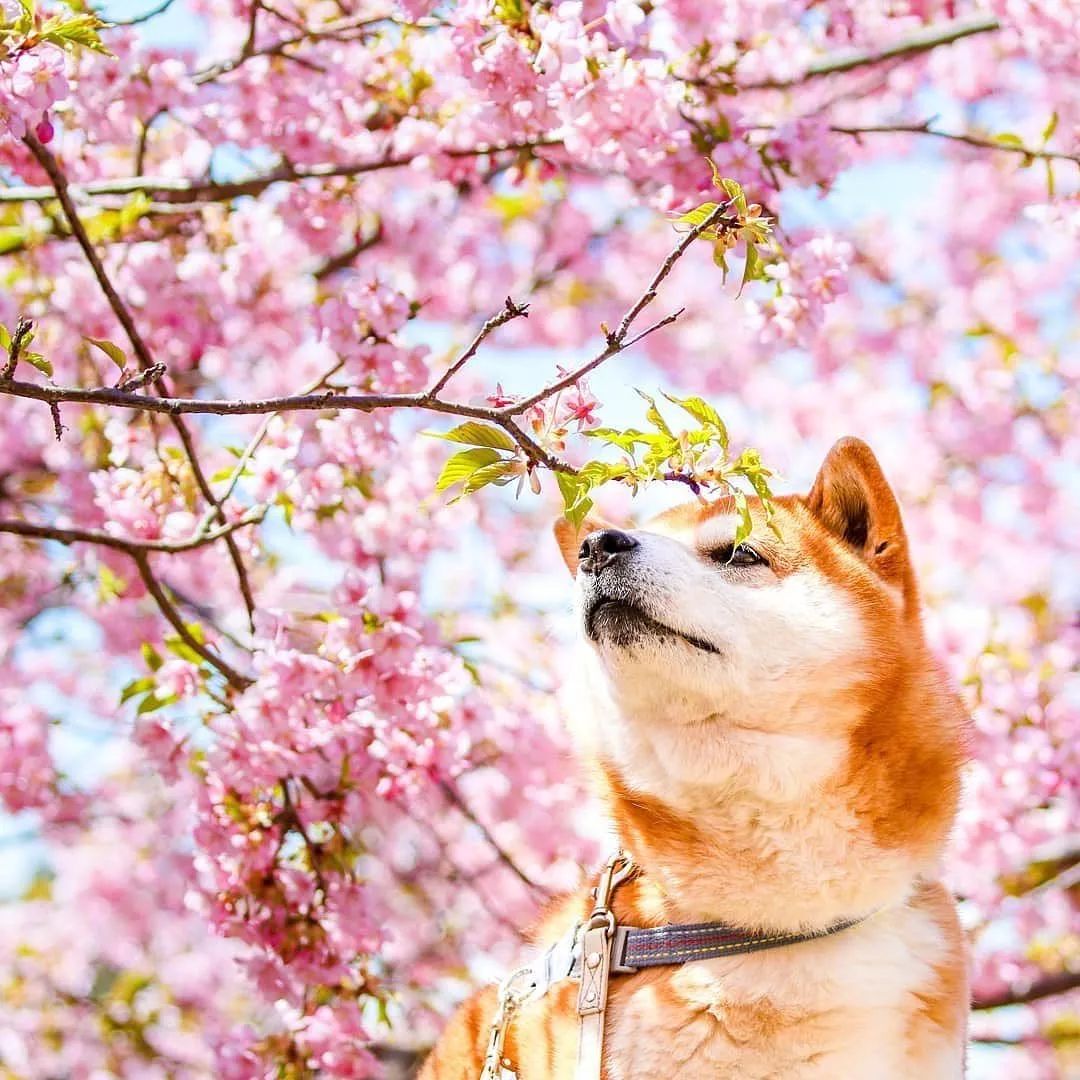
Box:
[710,544,766,567]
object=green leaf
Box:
[38,13,111,55]
[583,426,664,454]
[635,390,673,438]
[425,421,516,451]
[25,352,52,377]
[164,632,205,666]
[461,459,516,495]
[97,563,127,602]
[718,177,748,215]
[120,676,155,704]
[275,490,295,527]
[434,447,500,492]
[661,393,728,449]
[671,201,721,232]
[211,465,247,482]
[1041,111,1059,144]
[992,132,1025,149]
[85,337,126,370]
[141,642,163,672]
[732,490,753,549]
[556,471,595,530]
[738,243,761,298]
[0,325,9,351]
[136,691,173,715]
[0,228,32,255]
[712,242,730,283]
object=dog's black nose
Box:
[578,528,638,574]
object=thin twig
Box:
[132,552,253,689]
[192,9,393,84]
[106,0,179,25]
[0,375,573,471]
[424,296,529,401]
[313,218,383,280]
[0,508,264,555]
[0,138,564,206]
[195,359,344,534]
[973,970,1080,1011]
[829,121,1080,165]
[2,316,34,380]
[507,201,733,415]
[23,132,259,630]
[2,201,723,481]
[697,14,1001,91]
[438,780,549,898]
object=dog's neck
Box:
[582,658,964,934]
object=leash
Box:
[479,850,867,1080]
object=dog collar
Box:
[480,851,868,1080]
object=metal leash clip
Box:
[479,966,538,1080]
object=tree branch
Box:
[0,138,563,207]
[424,296,529,400]
[1,207,723,478]
[0,508,264,555]
[105,0,180,25]
[973,970,1080,1011]
[132,551,254,690]
[438,780,549,898]
[23,132,259,630]
[507,200,733,415]
[192,9,397,84]
[737,14,1001,90]
[1,316,34,380]
[313,218,383,281]
[829,121,1080,164]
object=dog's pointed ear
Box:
[805,438,914,595]
[553,513,612,575]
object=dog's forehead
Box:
[643,497,777,546]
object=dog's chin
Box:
[585,598,722,656]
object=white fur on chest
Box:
[605,902,962,1080]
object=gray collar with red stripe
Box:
[480,852,869,1080]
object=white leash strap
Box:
[574,912,615,1080]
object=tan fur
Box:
[422,438,971,1079]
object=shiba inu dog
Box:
[421,437,970,1079]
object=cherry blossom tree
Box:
[0,0,1077,1076]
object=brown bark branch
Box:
[508,199,734,415]
[1,316,34,380]
[23,132,259,630]
[829,121,1080,164]
[132,552,254,690]
[737,14,1001,90]
[972,970,1080,1010]
[438,780,549,899]
[192,9,399,84]
[0,508,264,554]
[107,0,180,25]
[313,218,383,281]
[1,205,722,478]
[0,138,563,206]
[424,296,529,400]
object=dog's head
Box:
[554,438,968,912]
